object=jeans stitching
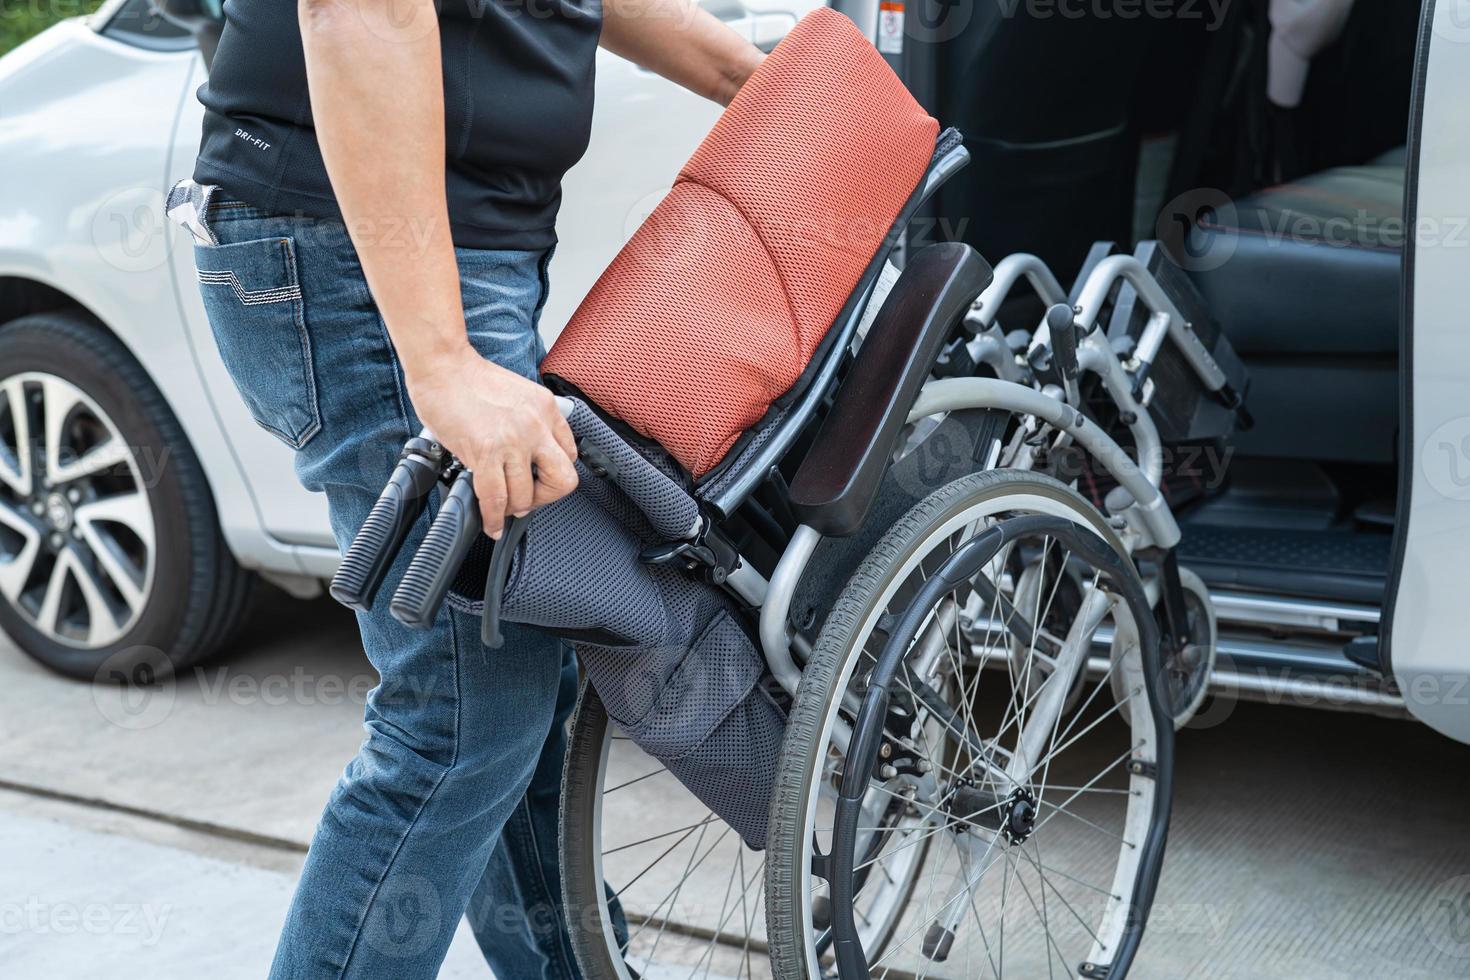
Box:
[195,234,322,449]
[516,795,582,980]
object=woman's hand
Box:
[408,352,579,539]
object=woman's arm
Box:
[298,0,578,539]
[600,0,766,105]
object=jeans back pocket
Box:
[193,235,322,449]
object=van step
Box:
[1179,524,1391,605]
[1208,590,1379,633]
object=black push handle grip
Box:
[1046,303,1080,382]
[329,435,443,611]
[1045,303,1082,405]
[389,469,483,630]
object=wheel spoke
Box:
[34,553,70,635]
[602,815,720,857]
[40,376,87,483]
[1022,840,1106,949]
[0,499,42,602]
[49,436,132,486]
[0,379,33,498]
[42,548,125,647]
[604,765,670,795]
[74,490,153,546]
[640,816,712,970]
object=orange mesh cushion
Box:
[542,8,939,477]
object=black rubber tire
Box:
[559,682,628,980]
[0,312,255,681]
[764,468,1131,980]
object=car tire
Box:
[0,311,255,682]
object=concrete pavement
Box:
[1,587,1468,978]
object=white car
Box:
[3,0,1467,752]
[0,0,817,679]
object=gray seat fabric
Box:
[456,458,785,850]
[1186,156,1404,356]
[1183,150,1405,463]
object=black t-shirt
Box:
[193,0,603,250]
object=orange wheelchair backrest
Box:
[541,8,939,478]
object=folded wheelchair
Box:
[331,10,1249,978]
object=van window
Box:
[100,0,193,49]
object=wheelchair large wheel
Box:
[561,681,776,979]
[564,677,931,980]
[766,469,1173,979]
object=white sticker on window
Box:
[877,1,904,55]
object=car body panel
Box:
[1389,0,1470,744]
[0,21,319,577]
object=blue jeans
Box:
[187,192,583,980]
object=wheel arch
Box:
[0,275,88,323]
[0,275,269,575]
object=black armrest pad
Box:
[789,242,993,536]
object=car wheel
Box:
[0,311,255,681]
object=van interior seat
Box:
[1186,146,1405,356]
[1181,148,1405,464]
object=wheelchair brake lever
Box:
[481,512,531,649]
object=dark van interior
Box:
[932,0,1422,682]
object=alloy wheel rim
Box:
[0,372,156,649]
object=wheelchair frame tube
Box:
[907,378,1182,549]
[759,523,821,697]
[969,253,1068,329]
[756,376,1181,696]
[1071,253,1230,393]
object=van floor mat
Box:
[1177,525,1392,605]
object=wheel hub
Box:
[1001,788,1037,845]
[43,491,73,534]
[945,782,1037,845]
